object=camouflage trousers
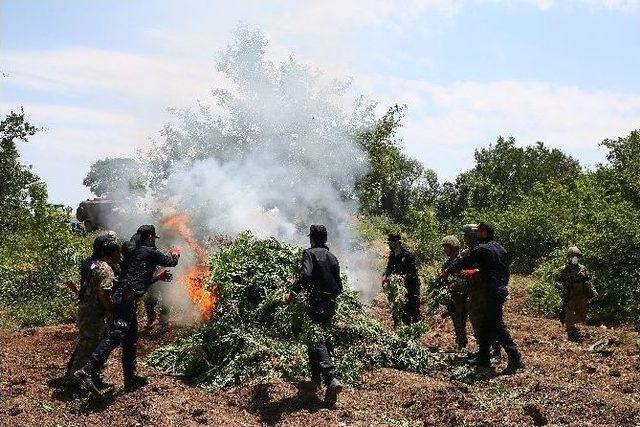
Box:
[448,287,468,349]
[65,306,108,384]
[564,290,587,335]
[144,282,170,327]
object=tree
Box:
[355,105,439,224]
[598,130,640,209]
[436,137,582,224]
[83,157,145,200]
[0,109,43,237]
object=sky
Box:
[1,0,639,207]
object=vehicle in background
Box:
[76,198,116,233]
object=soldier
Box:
[283,225,343,406]
[75,225,180,393]
[555,246,597,341]
[441,235,468,350]
[64,232,120,389]
[460,224,501,362]
[144,283,170,333]
[382,234,421,325]
[441,222,522,375]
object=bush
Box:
[146,233,441,389]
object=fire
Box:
[159,213,216,322]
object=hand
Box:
[282,293,293,303]
[154,269,173,282]
[381,276,388,287]
[438,270,448,280]
[169,247,181,257]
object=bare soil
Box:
[2,276,640,426]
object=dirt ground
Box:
[2,276,640,426]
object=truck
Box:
[76,198,116,233]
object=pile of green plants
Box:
[146,233,441,389]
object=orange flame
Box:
[159,213,216,322]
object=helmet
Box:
[567,246,582,257]
[441,235,460,248]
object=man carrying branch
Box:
[283,225,343,406]
[382,234,421,325]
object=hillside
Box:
[2,276,640,427]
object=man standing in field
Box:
[555,246,597,341]
[65,232,120,390]
[460,224,501,363]
[283,225,343,406]
[441,222,522,375]
[382,234,421,325]
[75,225,180,393]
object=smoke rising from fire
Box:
[110,25,381,320]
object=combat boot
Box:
[92,372,114,391]
[124,374,148,392]
[74,361,100,394]
[324,378,343,406]
[501,354,524,376]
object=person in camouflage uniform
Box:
[555,246,597,341]
[65,232,120,389]
[441,235,468,350]
[144,283,170,332]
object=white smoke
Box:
[121,25,381,305]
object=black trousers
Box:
[90,300,138,377]
[403,286,421,325]
[478,289,519,363]
[307,299,337,385]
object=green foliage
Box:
[355,105,439,224]
[0,110,91,329]
[525,258,564,316]
[423,274,452,316]
[436,137,581,225]
[83,157,145,200]
[486,173,640,324]
[383,275,407,327]
[146,234,441,389]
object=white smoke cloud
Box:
[122,26,381,303]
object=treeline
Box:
[0,110,89,328]
[356,105,640,325]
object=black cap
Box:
[387,233,401,243]
[308,224,328,243]
[137,224,159,238]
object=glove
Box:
[169,247,181,257]
[460,269,479,279]
[154,269,173,282]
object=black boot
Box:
[92,372,114,391]
[74,361,100,394]
[124,373,148,392]
[324,378,343,406]
[501,353,524,375]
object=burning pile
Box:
[159,213,216,322]
[146,233,441,389]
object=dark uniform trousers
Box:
[478,288,518,362]
[403,284,421,326]
[90,300,138,377]
[307,298,337,385]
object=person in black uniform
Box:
[283,225,343,406]
[382,234,421,325]
[75,225,180,393]
[440,222,522,375]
